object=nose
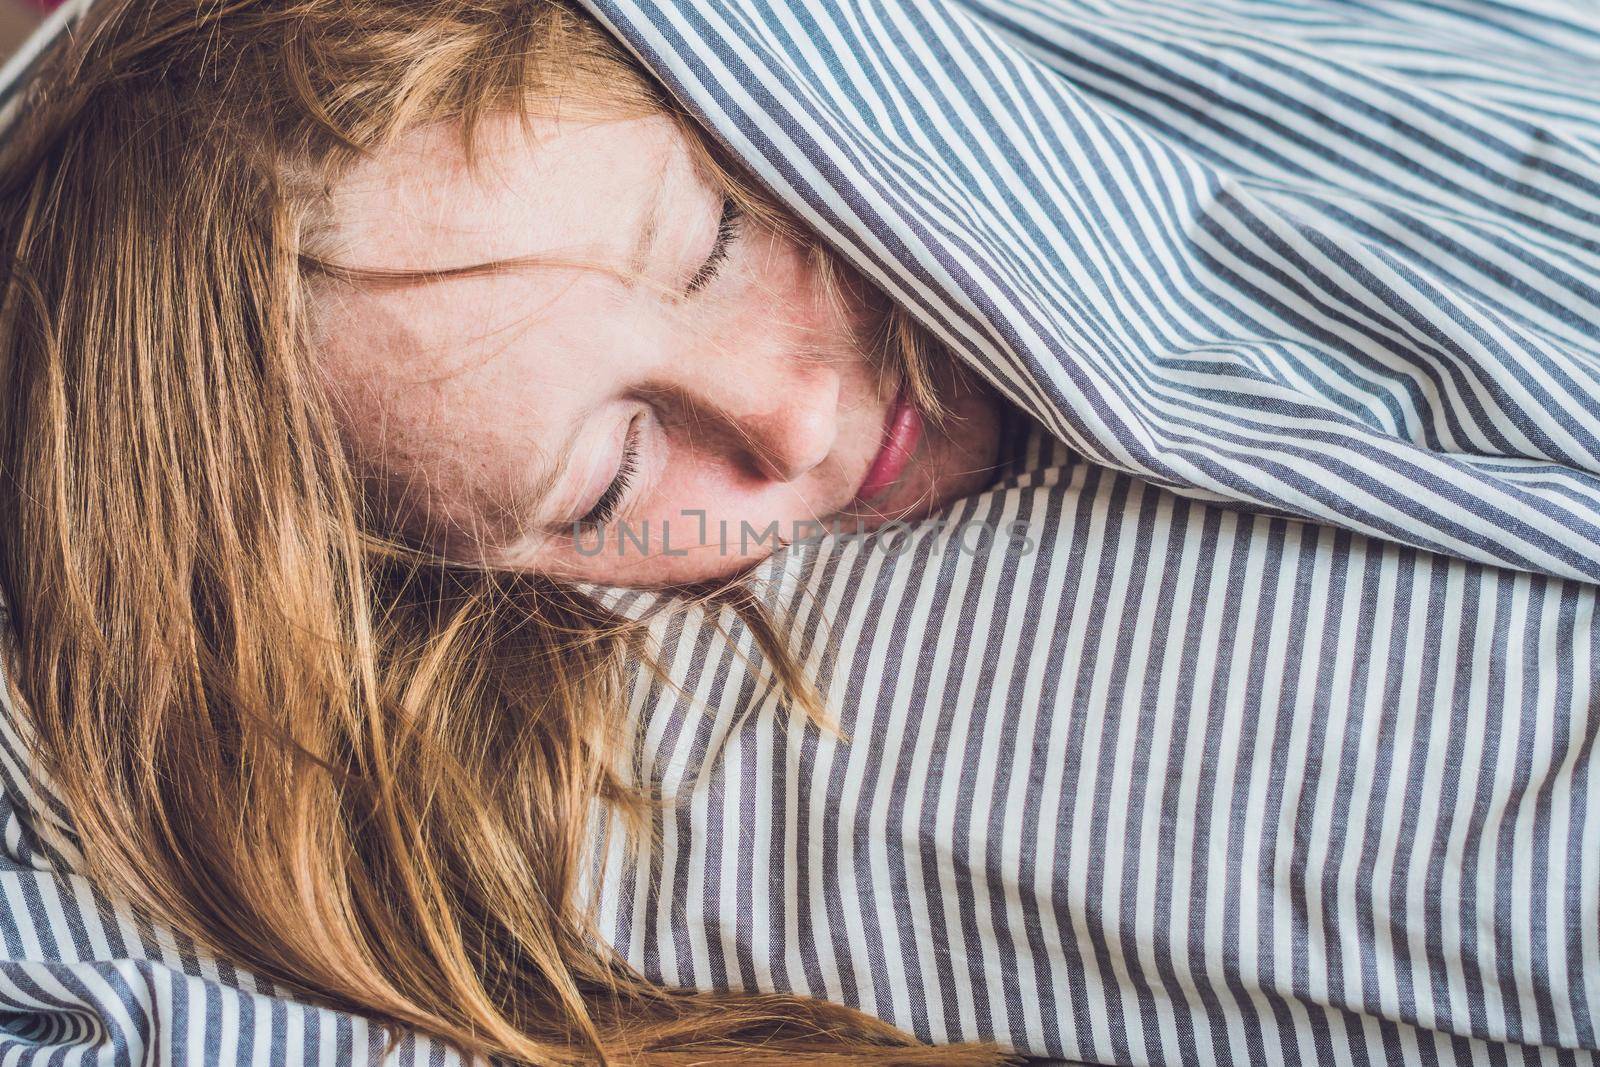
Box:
[673,358,842,484]
[743,385,838,482]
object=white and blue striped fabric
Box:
[1,0,1599,1063]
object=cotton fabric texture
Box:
[0,0,1598,1064]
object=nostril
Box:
[749,421,828,482]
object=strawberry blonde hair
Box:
[0,2,1008,1063]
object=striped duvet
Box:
[1,0,1599,1063]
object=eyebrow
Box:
[626,182,665,287]
[526,433,581,523]
[476,426,584,547]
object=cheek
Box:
[743,231,889,364]
[532,460,831,585]
[718,228,825,336]
[642,453,770,532]
[654,467,861,565]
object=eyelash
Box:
[684,195,743,295]
[578,415,643,528]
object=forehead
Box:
[314,110,681,275]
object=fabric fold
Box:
[583,0,1600,581]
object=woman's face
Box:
[310,111,1004,586]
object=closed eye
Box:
[684,195,743,295]
[575,415,643,529]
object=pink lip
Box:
[854,386,923,505]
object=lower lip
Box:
[854,387,923,505]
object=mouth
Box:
[853,384,923,507]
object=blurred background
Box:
[0,2,47,64]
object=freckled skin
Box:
[310,111,1006,587]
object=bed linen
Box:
[0,0,1597,1063]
